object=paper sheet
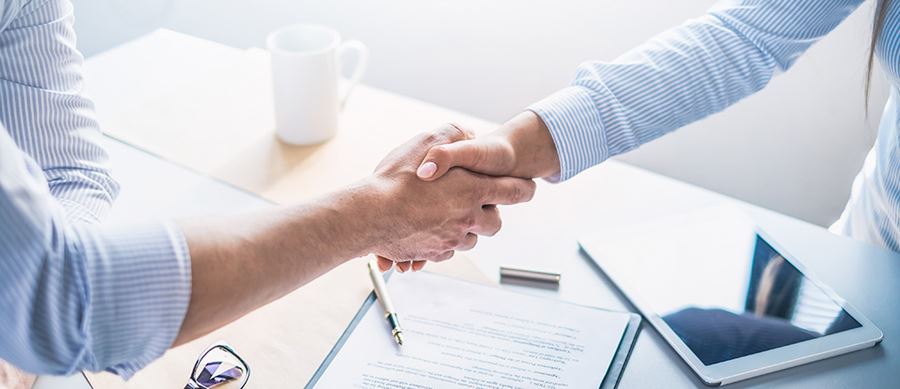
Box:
[312,272,630,388]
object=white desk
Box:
[468,162,900,388]
[81,30,900,388]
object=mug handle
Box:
[338,40,368,109]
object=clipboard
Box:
[600,311,642,389]
[305,272,642,389]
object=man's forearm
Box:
[0,123,531,376]
[174,124,537,344]
[175,180,383,345]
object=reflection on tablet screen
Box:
[662,235,861,365]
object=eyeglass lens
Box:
[192,346,248,388]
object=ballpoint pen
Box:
[367,259,405,346]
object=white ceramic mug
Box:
[266,24,368,145]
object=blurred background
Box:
[72,0,890,227]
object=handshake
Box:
[174,111,560,348]
[364,111,560,273]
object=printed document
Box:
[313,272,630,388]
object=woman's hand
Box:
[415,111,561,182]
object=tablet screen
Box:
[584,210,862,366]
[661,234,861,365]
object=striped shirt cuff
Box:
[74,221,191,378]
[528,86,611,182]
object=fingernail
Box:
[417,161,437,178]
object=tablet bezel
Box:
[581,227,883,386]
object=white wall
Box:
[73,0,890,226]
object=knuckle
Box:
[435,251,455,262]
[422,130,441,145]
[510,184,523,203]
[512,181,535,203]
[430,145,449,161]
[446,122,467,140]
[427,123,463,144]
[444,237,461,250]
[525,181,537,200]
[462,214,478,230]
[425,248,441,259]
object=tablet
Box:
[578,206,883,386]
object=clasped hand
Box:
[371,111,559,272]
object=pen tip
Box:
[395,332,404,346]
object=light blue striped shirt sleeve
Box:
[529,0,864,181]
[0,0,191,378]
[0,0,117,223]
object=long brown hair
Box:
[867,0,892,109]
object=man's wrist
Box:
[327,178,394,259]
[496,111,560,179]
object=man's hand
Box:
[368,123,536,272]
[415,111,561,182]
[174,123,535,346]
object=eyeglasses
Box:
[183,342,250,389]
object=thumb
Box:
[416,140,483,181]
